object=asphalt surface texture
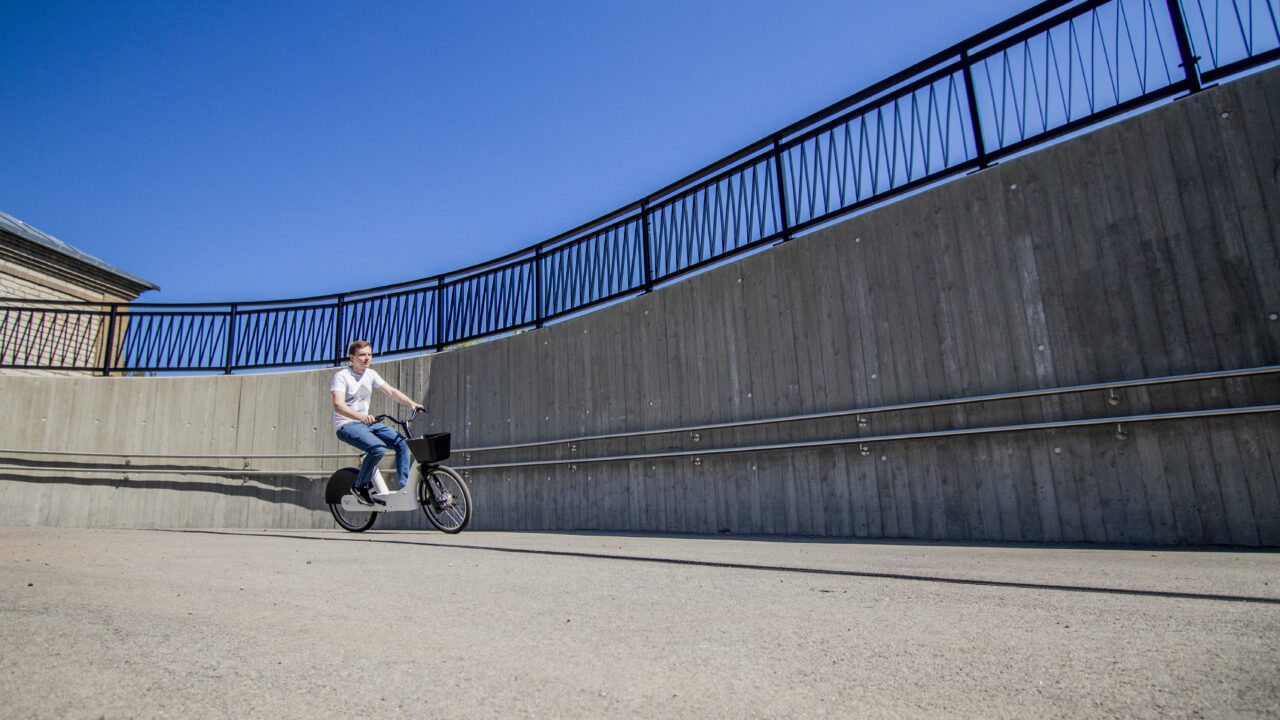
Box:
[1,527,1278,719]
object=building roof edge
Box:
[0,211,160,294]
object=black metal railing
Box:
[4,0,1278,375]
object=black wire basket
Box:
[407,432,451,463]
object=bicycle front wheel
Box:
[418,465,472,533]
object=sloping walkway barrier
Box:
[4,365,1274,477]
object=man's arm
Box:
[332,390,375,425]
[377,382,425,412]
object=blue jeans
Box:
[336,422,411,490]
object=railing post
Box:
[434,279,446,352]
[1165,0,1203,93]
[534,244,545,328]
[771,138,793,242]
[640,201,654,292]
[333,295,345,366]
[223,304,237,375]
[960,48,991,169]
[100,304,118,377]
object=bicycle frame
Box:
[337,463,434,513]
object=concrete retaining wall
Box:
[2,67,1278,544]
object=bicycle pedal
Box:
[352,488,384,506]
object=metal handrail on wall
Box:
[3,0,1278,375]
[456,406,1280,471]
[3,364,1275,476]
[462,365,1280,452]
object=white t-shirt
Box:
[330,367,385,429]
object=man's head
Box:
[347,340,373,372]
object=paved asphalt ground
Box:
[1,528,1278,719]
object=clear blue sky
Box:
[2,0,1032,303]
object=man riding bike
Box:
[330,340,424,505]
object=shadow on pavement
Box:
[163,528,1280,607]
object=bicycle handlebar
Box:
[374,406,424,434]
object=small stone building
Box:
[1,211,159,375]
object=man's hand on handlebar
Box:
[364,406,424,428]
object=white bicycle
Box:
[325,411,472,533]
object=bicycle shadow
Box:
[0,456,322,507]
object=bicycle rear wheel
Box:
[418,465,472,533]
[330,500,377,533]
[327,468,378,533]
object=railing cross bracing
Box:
[3,0,1278,375]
